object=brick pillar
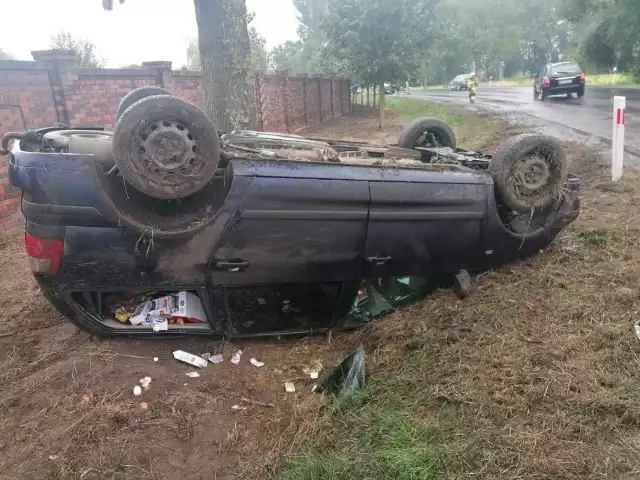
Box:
[330,75,335,118]
[316,76,323,123]
[298,73,308,127]
[31,49,77,126]
[0,95,26,230]
[142,61,174,91]
[255,71,265,131]
[275,70,289,133]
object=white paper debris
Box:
[634,321,640,340]
[209,354,224,364]
[153,357,159,362]
[257,297,266,305]
[133,385,142,396]
[284,381,296,393]
[230,350,243,365]
[310,371,319,379]
[249,358,265,368]
[231,404,247,411]
[152,317,168,332]
[186,372,200,378]
[173,350,208,368]
[139,376,152,390]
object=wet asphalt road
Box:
[414,86,640,155]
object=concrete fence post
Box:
[612,96,626,182]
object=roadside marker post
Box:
[612,96,626,181]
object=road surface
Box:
[414,86,640,155]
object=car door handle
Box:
[366,256,392,265]
[215,260,249,271]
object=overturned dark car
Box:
[3,87,580,338]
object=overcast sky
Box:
[0,0,299,67]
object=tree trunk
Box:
[193,0,256,133]
[378,81,385,129]
[366,86,370,106]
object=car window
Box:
[549,63,581,75]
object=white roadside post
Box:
[612,96,626,182]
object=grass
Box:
[274,386,443,480]
[385,96,531,150]
[503,72,638,87]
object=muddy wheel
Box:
[397,117,456,150]
[489,134,568,214]
[113,95,220,199]
[115,86,171,121]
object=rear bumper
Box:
[547,84,584,95]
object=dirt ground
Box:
[1,106,639,479]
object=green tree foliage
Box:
[50,31,105,68]
[321,0,436,126]
[563,0,640,76]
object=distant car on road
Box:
[533,61,585,101]
[450,74,472,91]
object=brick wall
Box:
[0,49,351,231]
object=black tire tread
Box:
[397,117,457,149]
[113,94,220,199]
[489,134,568,213]
[115,86,171,121]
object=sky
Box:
[0,0,300,67]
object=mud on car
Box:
[2,87,580,338]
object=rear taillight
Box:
[25,232,63,276]
[543,77,550,87]
[580,72,585,83]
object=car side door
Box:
[208,160,370,287]
[364,168,490,279]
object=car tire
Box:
[540,89,548,101]
[397,117,457,150]
[113,94,220,200]
[115,86,171,121]
[577,88,585,98]
[489,134,569,214]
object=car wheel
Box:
[577,89,585,98]
[115,86,171,121]
[397,117,457,150]
[540,89,548,101]
[489,134,569,214]
[113,94,220,200]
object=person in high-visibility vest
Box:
[467,74,478,103]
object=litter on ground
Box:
[249,358,265,367]
[230,350,243,365]
[284,381,296,393]
[209,354,224,364]
[139,376,152,390]
[173,350,208,368]
[186,372,200,378]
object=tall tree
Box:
[103,0,256,131]
[186,21,267,74]
[322,0,436,127]
[50,31,105,68]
